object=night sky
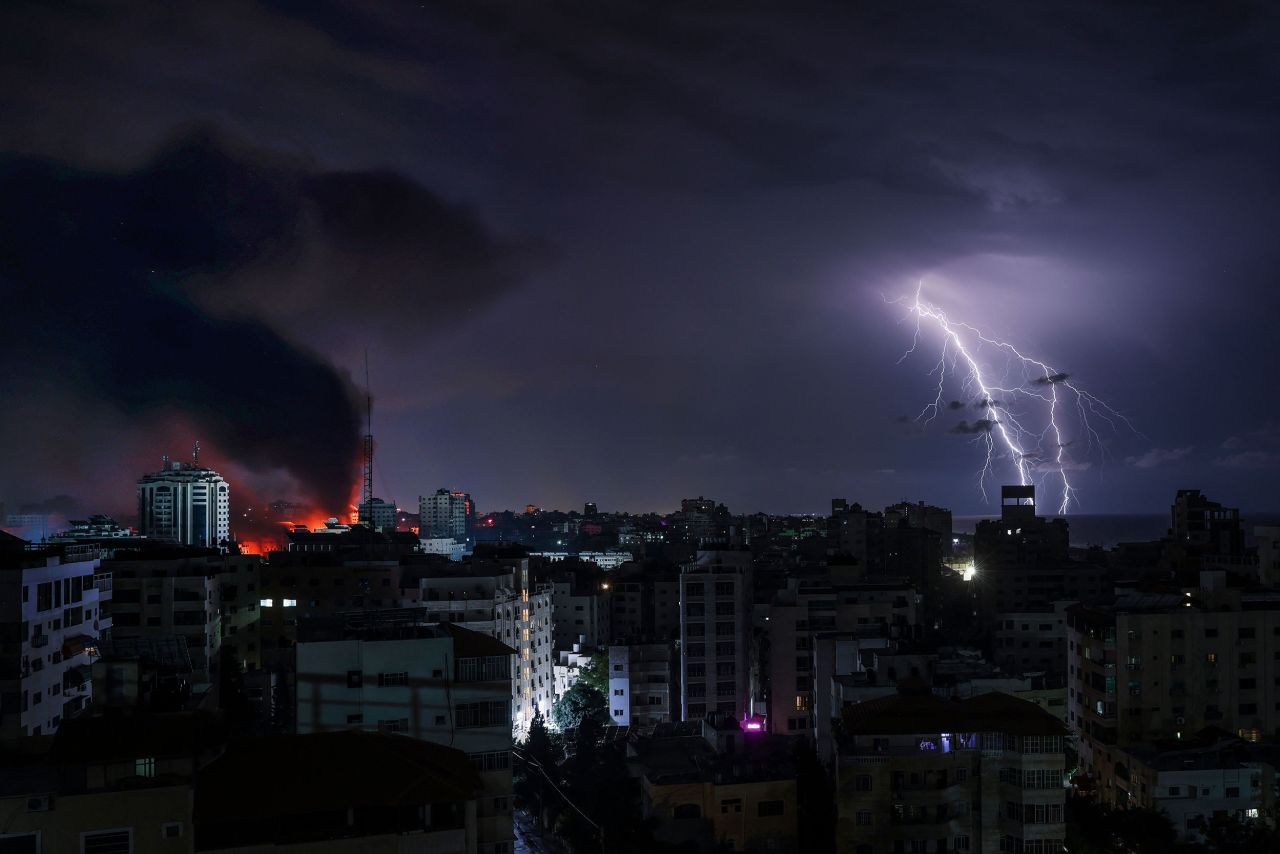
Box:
[2,2,1279,519]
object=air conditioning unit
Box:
[26,794,53,812]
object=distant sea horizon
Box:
[953,512,1280,548]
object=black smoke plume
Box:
[0,128,526,509]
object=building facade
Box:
[679,548,752,721]
[296,616,515,854]
[0,537,104,739]
[137,459,230,549]
[836,691,1067,854]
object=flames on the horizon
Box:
[232,477,365,555]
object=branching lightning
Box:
[891,282,1138,514]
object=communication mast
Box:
[362,350,374,529]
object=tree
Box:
[577,650,609,695]
[552,681,608,731]
[516,710,560,828]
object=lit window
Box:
[259,598,273,607]
[283,598,297,607]
[135,757,156,778]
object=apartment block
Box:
[0,536,104,739]
[836,690,1067,854]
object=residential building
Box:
[1113,728,1276,843]
[973,486,1107,617]
[836,688,1067,854]
[549,563,610,651]
[608,642,676,725]
[887,501,955,557]
[632,714,798,854]
[993,604,1070,677]
[137,456,230,549]
[679,547,752,721]
[216,553,261,672]
[0,711,221,854]
[296,614,515,853]
[0,535,104,739]
[420,489,473,543]
[766,579,836,735]
[400,552,555,735]
[608,560,681,644]
[1066,579,1280,804]
[105,550,223,684]
[198,730,485,854]
[357,496,397,533]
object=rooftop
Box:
[841,689,1067,737]
[197,730,482,822]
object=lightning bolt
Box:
[891,282,1138,514]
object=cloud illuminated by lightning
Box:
[891,282,1138,514]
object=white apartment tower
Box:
[137,451,230,548]
[0,537,105,739]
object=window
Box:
[378,718,409,733]
[346,670,362,688]
[469,750,511,772]
[161,823,183,839]
[80,829,132,854]
[134,757,155,778]
[856,810,873,825]
[855,775,873,791]
[282,598,297,607]
[456,701,509,728]
[954,837,971,852]
[377,672,409,687]
[757,800,784,817]
[346,714,363,724]
[614,689,624,696]
[613,709,624,717]
[721,798,742,813]
[259,598,273,607]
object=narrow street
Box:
[514,807,568,854]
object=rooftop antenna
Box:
[362,349,374,531]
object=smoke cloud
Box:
[0,128,527,511]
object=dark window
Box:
[757,800,785,817]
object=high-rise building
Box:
[137,455,230,548]
[0,535,105,739]
[679,547,752,721]
[419,489,473,543]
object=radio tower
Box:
[361,349,374,530]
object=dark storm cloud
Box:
[0,129,525,508]
[950,420,997,435]
[1032,373,1071,386]
[2,1,1280,514]
[947,401,966,411]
